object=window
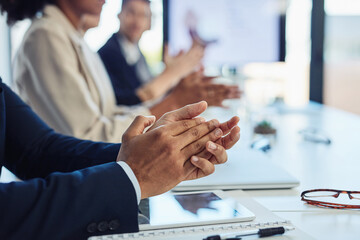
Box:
[323,0,360,115]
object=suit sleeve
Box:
[14,26,148,143]
[2,83,120,180]
[0,163,139,240]
[0,83,139,239]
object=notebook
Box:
[173,148,299,191]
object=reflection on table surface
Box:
[205,100,360,240]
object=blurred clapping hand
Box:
[169,67,242,108]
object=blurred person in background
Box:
[98,0,241,106]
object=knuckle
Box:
[154,129,167,140]
[182,120,189,129]
[194,142,202,152]
[206,121,213,131]
[191,128,200,137]
[207,120,217,131]
[136,115,146,122]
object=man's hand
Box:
[117,114,225,199]
[149,101,241,165]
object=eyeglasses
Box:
[298,128,331,145]
[301,189,360,209]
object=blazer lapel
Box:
[70,34,103,107]
[71,34,116,115]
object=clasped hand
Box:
[117,101,240,199]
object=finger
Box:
[226,92,242,99]
[198,64,205,72]
[219,116,240,135]
[177,119,220,149]
[209,85,240,97]
[218,126,241,150]
[184,156,215,180]
[122,116,156,141]
[168,118,206,136]
[196,125,240,160]
[206,97,226,107]
[226,86,243,99]
[164,101,208,121]
[205,141,228,165]
[181,127,223,159]
[196,148,212,160]
[202,76,217,83]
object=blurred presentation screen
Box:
[165,0,283,68]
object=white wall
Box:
[0,13,11,85]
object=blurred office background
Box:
[1,0,360,114]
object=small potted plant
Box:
[254,120,277,135]
[251,120,277,152]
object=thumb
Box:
[168,101,208,121]
[122,116,156,141]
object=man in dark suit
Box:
[0,77,240,239]
[98,0,241,107]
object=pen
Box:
[203,226,295,240]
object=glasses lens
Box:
[304,191,360,207]
[304,191,338,198]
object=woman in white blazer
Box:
[13,3,152,143]
[12,0,240,143]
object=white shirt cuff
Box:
[116,161,141,204]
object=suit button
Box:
[109,219,120,230]
[87,223,97,233]
[97,221,109,232]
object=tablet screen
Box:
[139,191,255,230]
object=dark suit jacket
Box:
[98,33,144,106]
[0,78,139,239]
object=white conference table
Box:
[204,101,360,240]
[1,101,359,239]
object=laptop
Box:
[173,148,299,191]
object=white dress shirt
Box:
[117,161,141,204]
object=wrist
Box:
[136,86,154,102]
[116,161,142,204]
[149,92,180,118]
[163,65,183,81]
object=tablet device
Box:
[139,190,255,230]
